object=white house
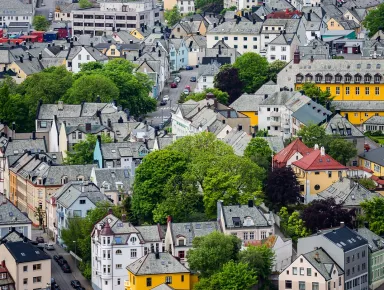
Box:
[0,0,34,28]
[66,45,108,73]
[266,33,301,63]
[195,61,220,92]
[91,212,165,290]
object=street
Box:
[35,0,56,20]
[146,69,197,126]
[32,228,92,290]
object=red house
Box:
[273,138,313,168]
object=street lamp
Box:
[73,241,77,269]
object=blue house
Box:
[169,38,188,72]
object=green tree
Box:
[244,137,273,170]
[194,261,258,290]
[187,231,242,277]
[214,64,243,104]
[164,5,182,26]
[64,134,113,165]
[268,60,287,83]
[279,207,310,243]
[301,82,333,106]
[297,124,330,149]
[33,15,50,31]
[234,52,269,93]
[360,197,384,235]
[362,3,384,37]
[185,88,229,105]
[79,0,92,8]
[328,138,357,165]
[34,207,46,232]
[357,178,376,190]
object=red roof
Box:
[266,9,303,19]
[370,175,384,185]
[273,138,313,166]
[292,149,348,171]
[100,221,114,236]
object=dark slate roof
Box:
[1,138,46,157]
[0,194,31,226]
[291,100,331,126]
[323,226,368,252]
[94,168,131,192]
[303,248,344,280]
[325,114,364,137]
[359,147,384,167]
[3,241,51,263]
[222,202,271,228]
[170,221,218,247]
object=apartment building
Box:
[0,0,34,28]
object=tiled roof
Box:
[151,284,175,290]
[230,94,266,112]
[357,227,384,252]
[1,138,46,157]
[260,91,295,106]
[325,114,364,137]
[274,138,313,165]
[0,194,31,226]
[222,202,271,228]
[359,147,384,167]
[323,226,367,252]
[303,248,344,280]
[292,149,348,171]
[261,136,285,153]
[170,221,218,247]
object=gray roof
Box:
[332,101,384,112]
[126,252,190,275]
[343,0,383,9]
[260,91,296,106]
[4,241,51,263]
[357,227,384,253]
[230,94,266,112]
[359,147,384,167]
[315,178,380,207]
[100,142,148,160]
[291,100,331,126]
[13,57,43,76]
[325,114,364,137]
[208,21,263,35]
[135,225,163,242]
[151,284,174,290]
[0,0,33,16]
[364,116,384,125]
[222,202,271,228]
[261,136,284,153]
[93,168,131,192]
[261,18,301,34]
[303,248,344,280]
[170,221,218,247]
[223,129,251,156]
[0,229,28,243]
[197,61,221,77]
[298,38,330,60]
[1,138,47,157]
[66,46,108,61]
[43,164,96,186]
[0,194,31,226]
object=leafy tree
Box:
[328,138,357,165]
[33,15,50,31]
[34,207,46,232]
[301,198,355,233]
[279,207,310,243]
[165,5,182,26]
[187,231,242,277]
[357,178,376,190]
[268,60,287,83]
[194,261,258,290]
[64,134,113,165]
[64,74,119,104]
[214,65,243,104]
[297,124,330,149]
[185,88,229,105]
[300,82,333,106]
[195,0,223,10]
[244,137,272,170]
[265,167,301,210]
[203,155,265,217]
[239,245,274,285]
[362,3,384,37]
[360,197,384,235]
[234,52,269,93]
[79,0,92,8]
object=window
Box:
[356,87,360,95]
[315,74,322,83]
[339,277,342,286]
[336,87,340,95]
[166,276,172,284]
[327,281,331,290]
[203,76,206,82]
[130,236,137,244]
[299,281,305,290]
[281,55,286,61]
[261,231,267,239]
[181,275,184,282]
[33,277,41,283]
[243,45,248,49]
[116,264,122,269]
[346,87,350,95]
[307,268,311,276]
[300,268,305,275]
[376,87,380,95]
[23,266,28,272]
[23,278,28,284]
[355,74,361,83]
[347,269,350,276]
[78,132,82,139]
[314,185,320,190]
[365,87,370,95]
[33,264,41,271]
[250,232,254,239]
[293,267,297,275]
[131,249,137,258]
[72,132,76,139]
[86,55,90,61]
[285,280,292,289]
[116,249,122,255]
[243,37,247,41]
[374,164,380,172]
[215,36,218,40]
[118,279,121,285]
[78,55,81,60]
[312,282,319,290]
[328,171,332,178]
[178,251,185,259]
[80,199,86,204]
[147,278,152,287]
[40,121,47,128]
[271,46,276,51]
[253,37,257,41]
[362,250,366,257]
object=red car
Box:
[170,82,177,88]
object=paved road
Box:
[146,69,197,127]
[32,228,92,290]
[35,0,56,20]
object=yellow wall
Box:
[164,0,177,11]
[327,18,344,30]
[106,44,122,58]
[9,62,27,79]
[126,272,196,290]
[240,111,258,126]
[130,29,145,40]
[359,157,383,177]
[340,111,384,126]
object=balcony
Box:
[270,111,281,117]
[270,120,280,127]
[283,123,290,129]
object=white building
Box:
[91,213,165,290]
[0,0,34,28]
[66,45,109,73]
[195,61,220,92]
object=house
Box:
[297,37,330,60]
[125,252,197,290]
[0,194,32,239]
[66,45,108,73]
[164,217,218,267]
[222,127,252,156]
[169,37,189,71]
[8,55,43,80]
[273,137,313,168]
[0,240,51,290]
[90,168,132,205]
[195,61,220,92]
[164,0,194,14]
[279,248,344,290]
[185,35,206,66]
[327,16,360,34]
[135,58,163,99]
[363,116,384,133]
[203,39,240,65]
[301,9,327,43]
[54,181,111,245]
[357,227,384,289]
[266,32,301,63]
[55,3,78,22]
[358,147,384,178]
[291,146,349,203]
[298,224,369,290]
[0,259,15,290]
[91,212,165,290]
[0,0,34,28]
[217,200,275,244]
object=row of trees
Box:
[0,59,156,132]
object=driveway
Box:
[145,69,198,127]
[32,228,92,290]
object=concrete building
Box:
[0,0,34,28]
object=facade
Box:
[358,147,384,177]
[273,138,313,168]
[363,116,384,133]
[169,38,188,71]
[0,0,34,28]
[0,259,15,290]
[66,45,109,73]
[195,61,220,92]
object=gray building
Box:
[298,224,369,290]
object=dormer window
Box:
[335,74,342,83]
[178,238,185,246]
[315,74,322,83]
[354,74,361,83]
[130,236,137,244]
[77,175,84,181]
[61,176,68,185]
[244,217,254,227]
[232,217,241,227]
[364,74,372,83]
[37,178,43,185]
[345,74,351,83]
[374,74,382,83]
[325,74,332,83]
[305,74,312,82]
[296,74,303,83]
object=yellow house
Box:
[125,252,198,290]
[327,17,360,33]
[358,147,384,177]
[130,29,145,40]
[9,57,44,80]
[291,146,348,203]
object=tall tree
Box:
[244,137,273,170]
[164,5,182,26]
[33,15,50,31]
[328,138,357,165]
[360,197,384,235]
[265,167,301,210]
[362,3,384,37]
[301,198,355,233]
[185,88,229,105]
[300,82,333,106]
[187,231,242,277]
[279,207,310,243]
[297,124,330,149]
[233,52,269,93]
[268,60,287,83]
[214,64,243,103]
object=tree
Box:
[79,0,92,8]
[214,65,243,104]
[34,207,46,232]
[185,88,229,105]
[234,52,269,93]
[279,207,310,243]
[64,74,119,104]
[360,197,384,235]
[268,60,287,83]
[244,137,273,170]
[239,245,274,285]
[64,134,113,165]
[194,261,258,290]
[357,178,376,190]
[297,124,330,149]
[300,82,333,106]
[265,167,301,210]
[362,3,384,37]
[33,15,50,31]
[301,198,355,233]
[187,231,242,277]
[195,0,223,10]
[328,138,357,165]
[164,5,182,26]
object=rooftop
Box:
[3,241,51,263]
[292,148,348,171]
[359,147,384,167]
[323,226,368,252]
[303,248,344,279]
[0,194,31,226]
[274,138,313,165]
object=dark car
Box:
[190,76,196,82]
[186,65,193,70]
[58,258,68,266]
[75,287,85,290]
[170,82,177,88]
[71,280,81,288]
[160,100,167,106]
[35,236,44,243]
[51,283,60,290]
[53,255,63,262]
[61,263,71,273]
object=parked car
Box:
[190,76,196,82]
[71,280,81,288]
[186,65,193,70]
[58,258,67,266]
[61,263,71,273]
[36,236,44,243]
[160,100,167,106]
[185,85,191,91]
[45,243,54,250]
[174,76,181,83]
[53,255,63,262]
[163,95,169,102]
[183,89,190,95]
[170,82,177,88]
[75,287,85,290]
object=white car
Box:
[163,95,169,102]
[183,89,189,95]
[174,77,181,83]
[44,243,54,250]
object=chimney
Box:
[158,50,161,57]
[310,55,314,62]
[320,146,325,156]
[314,144,319,150]
[307,12,311,21]
[121,214,127,222]
[167,215,172,223]
[314,252,320,262]
[19,56,23,63]
[39,53,42,60]
[264,94,268,99]
[340,221,345,228]
[70,42,74,48]
[248,200,254,207]
[28,54,32,61]
[85,123,91,132]
[58,101,64,111]
[1,260,5,268]
[214,23,217,28]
